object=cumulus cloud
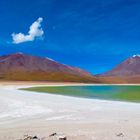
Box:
[12,17,44,44]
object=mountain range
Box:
[0,53,140,83]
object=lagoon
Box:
[22,85,140,102]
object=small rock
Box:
[116,133,124,137]
[49,133,57,137]
[58,135,67,140]
[32,136,38,139]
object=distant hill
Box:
[0,53,98,82]
[98,55,140,83]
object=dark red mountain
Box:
[99,55,140,83]
[0,53,98,82]
[101,55,140,76]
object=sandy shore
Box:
[0,82,140,140]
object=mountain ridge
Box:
[0,52,98,82]
[98,55,140,83]
[1,53,140,83]
[100,55,140,76]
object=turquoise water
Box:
[22,85,140,102]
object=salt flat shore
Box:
[0,82,140,140]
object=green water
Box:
[21,85,140,102]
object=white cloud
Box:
[12,17,44,44]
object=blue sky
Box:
[0,0,140,74]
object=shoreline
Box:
[20,86,140,105]
[0,82,140,140]
[19,82,140,104]
[1,81,140,86]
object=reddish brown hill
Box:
[99,55,140,83]
[0,53,98,82]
